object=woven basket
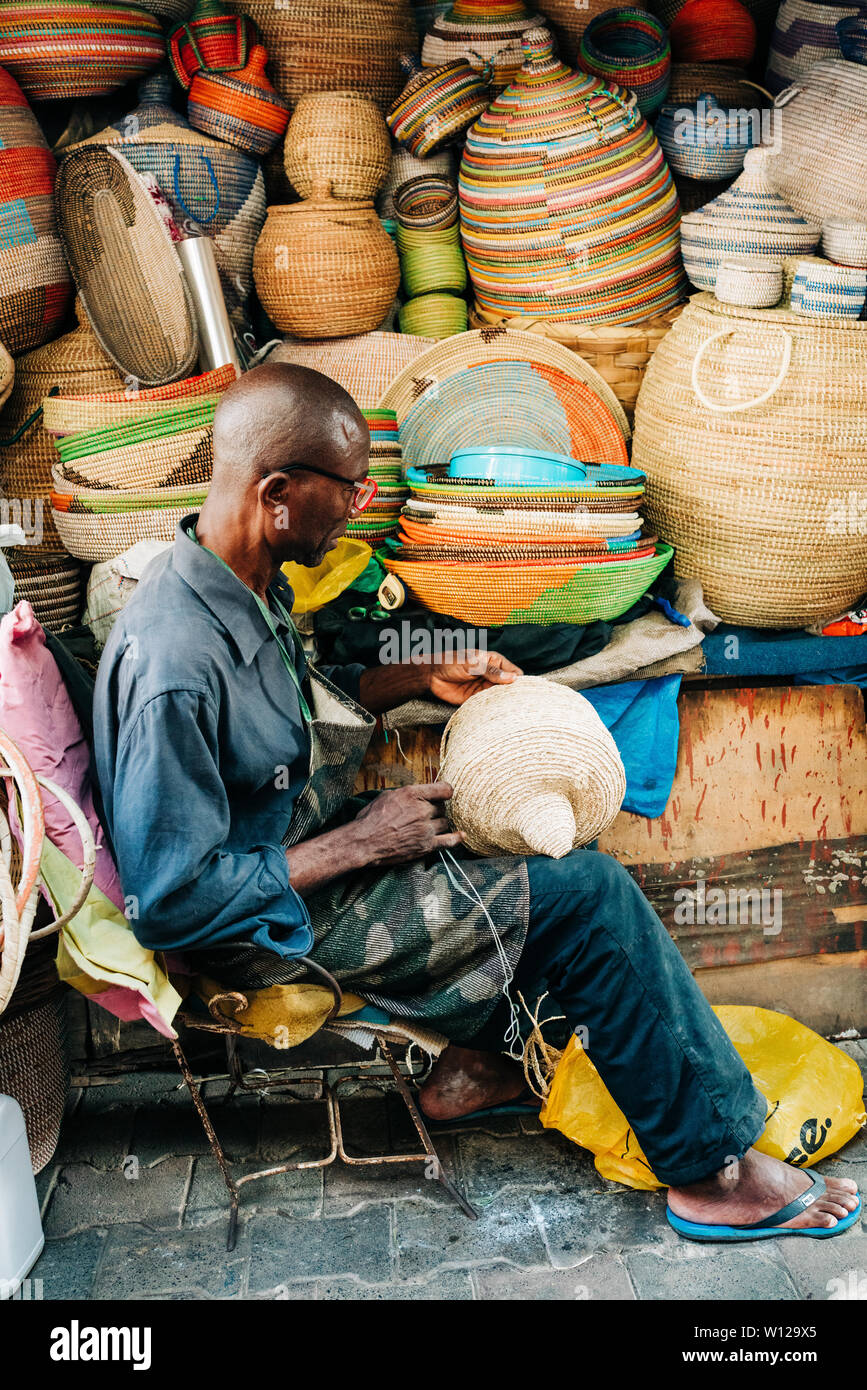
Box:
[773,60,867,225]
[0,69,72,356]
[578,8,671,120]
[231,0,417,110]
[399,293,468,337]
[51,504,193,562]
[541,0,646,64]
[284,91,391,202]
[468,301,684,425]
[0,986,68,1174]
[53,398,217,490]
[56,145,198,388]
[377,144,456,218]
[837,13,867,62]
[670,0,757,63]
[188,45,290,156]
[394,176,458,231]
[633,292,867,626]
[789,259,867,317]
[8,550,83,630]
[0,344,13,412]
[73,73,267,333]
[650,0,778,40]
[766,0,863,94]
[459,31,686,324]
[254,185,401,339]
[715,256,783,307]
[263,332,435,409]
[680,148,821,291]
[43,364,236,436]
[387,59,491,156]
[131,0,194,19]
[666,62,761,105]
[0,302,124,553]
[422,0,548,88]
[656,92,756,181]
[169,0,257,89]
[0,2,165,101]
[440,677,626,855]
[822,218,867,268]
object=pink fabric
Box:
[0,600,124,910]
[81,985,176,1037]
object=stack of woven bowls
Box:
[578,8,671,119]
[346,410,410,545]
[47,365,237,562]
[394,176,469,338]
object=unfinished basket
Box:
[439,677,627,856]
[284,92,391,202]
[633,292,867,626]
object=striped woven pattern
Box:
[422,0,547,88]
[670,0,757,64]
[188,46,290,157]
[578,8,671,119]
[43,364,237,435]
[284,92,391,203]
[387,60,491,156]
[0,69,71,355]
[773,60,867,225]
[169,0,257,90]
[265,332,435,409]
[345,408,408,544]
[399,293,469,337]
[790,260,867,317]
[0,2,165,101]
[8,550,83,630]
[836,14,867,62]
[458,31,687,324]
[656,92,755,181]
[766,0,862,94]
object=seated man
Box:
[94,363,859,1242]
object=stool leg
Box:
[172,1039,241,1251]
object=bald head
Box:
[211,361,367,489]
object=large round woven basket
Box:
[230,0,417,110]
[0,302,125,554]
[422,0,547,88]
[766,0,863,94]
[578,8,671,119]
[50,491,200,561]
[656,92,756,182]
[439,677,627,856]
[168,0,257,89]
[52,397,218,490]
[253,188,401,339]
[458,31,687,324]
[263,331,436,409]
[0,1,165,101]
[0,69,72,356]
[284,91,391,202]
[468,302,685,424]
[8,550,83,630]
[669,0,757,63]
[633,292,867,627]
[773,60,867,225]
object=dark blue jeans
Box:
[471,850,767,1187]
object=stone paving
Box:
[30,1041,867,1301]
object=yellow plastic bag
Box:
[540,1005,866,1190]
[282,538,372,614]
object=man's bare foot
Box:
[668,1148,860,1232]
[418,1044,528,1121]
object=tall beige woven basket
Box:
[774,60,867,225]
[632,292,867,627]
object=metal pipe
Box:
[176,237,241,376]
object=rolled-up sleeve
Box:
[112,688,313,957]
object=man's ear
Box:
[258,471,291,518]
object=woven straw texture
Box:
[0,69,72,356]
[264,331,435,408]
[376,144,456,218]
[0,302,124,553]
[656,92,755,182]
[56,145,198,387]
[400,293,468,337]
[837,14,867,63]
[789,259,867,317]
[231,0,417,110]
[822,219,867,268]
[540,0,646,64]
[649,0,778,36]
[422,1,547,88]
[468,301,685,423]
[188,45,290,156]
[578,8,671,120]
[387,59,491,156]
[52,396,218,491]
[670,0,757,63]
[666,62,759,105]
[0,343,13,412]
[633,292,867,627]
[766,0,863,94]
[254,189,401,339]
[0,993,68,1173]
[0,2,165,101]
[773,60,867,225]
[440,678,626,856]
[43,364,237,436]
[459,31,686,324]
[285,91,391,201]
[680,148,820,291]
[51,503,193,561]
[74,74,267,332]
[131,0,194,19]
[169,0,257,90]
[8,551,83,630]
[715,256,783,308]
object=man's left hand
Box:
[425,650,522,705]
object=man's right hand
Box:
[350,783,463,866]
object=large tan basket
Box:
[774,59,867,225]
[263,331,436,409]
[633,292,867,628]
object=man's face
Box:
[265,413,371,568]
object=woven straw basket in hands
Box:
[439,676,627,858]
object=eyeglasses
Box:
[277,464,378,513]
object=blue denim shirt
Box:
[93,516,364,958]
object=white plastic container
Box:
[0,1095,43,1299]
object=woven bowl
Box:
[715,256,783,308]
[821,218,867,269]
[439,676,627,857]
[790,260,867,318]
[578,8,671,119]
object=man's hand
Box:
[351,782,463,865]
[425,649,522,705]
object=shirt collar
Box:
[172,515,297,666]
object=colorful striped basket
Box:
[387,59,491,156]
[284,92,391,203]
[188,45,289,156]
[670,0,757,63]
[42,364,237,436]
[655,91,756,180]
[422,0,548,88]
[458,30,687,324]
[52,398,218,490]
[399,294,469,337]
[344,407,408,544]
[789,259,867,317]
[680,148,821,291]
[169,0,257,89]
[578,9,672,119]
[0,2,165,101]
[541,0,648,65]
[766,0,863,94]
[376,144,457,219]
[0,69,71,356]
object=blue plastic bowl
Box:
[447,446,645,488]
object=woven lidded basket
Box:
[284,91,391,202]
[439,677,627,857]
[188,44,290,157]
[773,59,867,225]
[633,292,867,627]
[253,184,401,339]
[656,91,756,182]
[766,0,863,94]
[0,1,165,102]
[387,58,490,157]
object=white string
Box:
[439,847,524,1062]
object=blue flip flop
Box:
[667,1171,862,1242]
